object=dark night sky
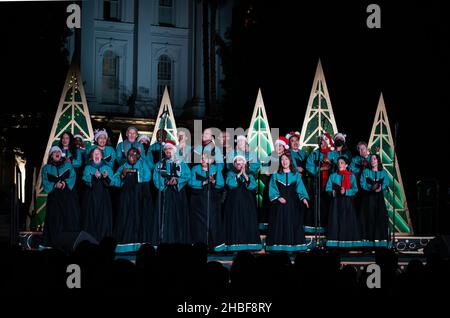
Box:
[223,0,450,214]
[1,1,449,226]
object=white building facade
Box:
[70,0,233,118]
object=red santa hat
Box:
[285,131,300,140]
[275,136,290,149]
[162,139,176,150]
[321,132,334,150]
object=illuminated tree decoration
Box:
[299,60,338,154]
[247,88,275,207]
[368,93,413,234]
[32,62,94,228]
[150,86,178,145]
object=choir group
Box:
[41,126,390,252]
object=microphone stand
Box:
[314,136,322,249]
[158,158,164,245]
[206,161,211,248]
[158,106,169,245]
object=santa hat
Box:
[233,154,247,163]
[137,135,150,143]
[73,134,84,140]
[163,139,176,150]
[285,131,300,140]
[334,133,346,143]
[275,137,290,149]
[49,146,62,155]
[321,132,334,150]
[236,135,247,143]
[94,129,108,142]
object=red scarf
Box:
[320,147,332,190]
[338,169,353,190]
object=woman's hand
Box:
[340,187,346,195]
[303,199,309,208]
[278,197,287,204]
[95,170,101,178]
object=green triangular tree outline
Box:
[299,59,339,153]
[247,88,275,208]
[117,132,123,146]
[150,86,178,145]
[33,62,94,227]
[368,93,413,234]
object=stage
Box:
[18,228,434,271]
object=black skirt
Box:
[114,173,153,244]
[266,182,307,251]
[223,185,261,251]
[259,173,271,224]
[74,166,86,201]
[353,174,364,219]
[152,186,190,245]
[138,181,154,243]
[359,190,389,243]
[303,175,329,234]
[189,188,224,247]
[43,187,81,248]
[326,195,363,247]
[81,177,113,242]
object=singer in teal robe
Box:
[152,156,191,245]
[189,162,225,250]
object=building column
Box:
[133,0,156,117]
[187,0,205,118]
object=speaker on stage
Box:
[424,235,450,259]
[57,231,99,253]
[416,178,439,235]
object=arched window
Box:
[159,0,174,26]
[104,0,121,21]
[157,55,172,103]
[102,50,119,104]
